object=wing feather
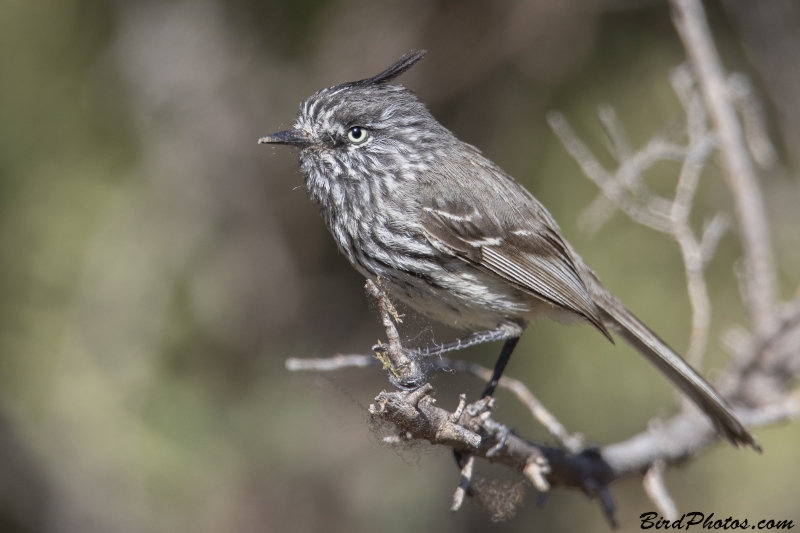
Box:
[413,143,757,449]
[418,149,611,339]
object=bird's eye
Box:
[347,126,369,144]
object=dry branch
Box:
[670,0,777,336]
[287,287,799,523]
[549,72,721,370]
[643,460,678,521]
[284,353,581,452]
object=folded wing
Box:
[418,148,611,339]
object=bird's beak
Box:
[258,129,312,147]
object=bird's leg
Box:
[480,337,520,398]
[408,327,522,398]
[409,328,514,358]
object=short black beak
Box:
[258,129,312,147]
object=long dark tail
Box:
[578,263,760,450]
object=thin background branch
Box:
[670,0,777,337]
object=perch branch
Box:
[285,353,582,452]
[287,288,800,522]
[432,358,584,453]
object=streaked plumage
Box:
[260,51,759,450]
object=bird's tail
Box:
[580,266,760,451]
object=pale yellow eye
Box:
[347,126,369,144]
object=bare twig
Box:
[285,354,377,371]
[366,279,425,388]
[670,0,777,336]
[548,112,680,234]
[728,73,778,171]
[718,296,800,400]
[550,71,722,369]
[669,111,718,367]
[523,456,552,492]
[431,358,584,453]
[643,459,678,521]
[598,104,633,163]
[451,454,475,512]
[699,213,731,267]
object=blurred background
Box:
[1,0,799,531]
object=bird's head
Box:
[260,50,450,184]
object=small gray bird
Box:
[260,50,758,450]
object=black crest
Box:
[348,50,427,88]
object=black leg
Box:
[480,337,520,398]
[453,449,465,468]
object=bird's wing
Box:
[417,147,759,449]
[417,149,611,339]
